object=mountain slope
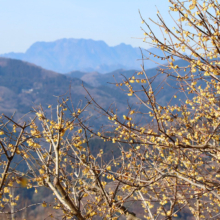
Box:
[0,57,192,129]
[66,59,192,106]
[0,58,131,127]
[1,38,169,73]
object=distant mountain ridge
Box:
[1,38,169,73]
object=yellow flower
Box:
[36,112,43,118]
[136,146,140,150]
[42,202,47,207]
[106,166,111,171]
[20,177,28,187]
[8,181,13,187]
[4,187,9,193]
[39,169,45,175]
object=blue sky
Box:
[0,0,173,53]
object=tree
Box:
[2,0,220,219]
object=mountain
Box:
[0,57,133,127]
[0,56,192,130]
[1,38,169,73]
[66,59,192,106]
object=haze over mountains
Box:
[1,38,169,73]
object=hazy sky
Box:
[0,0,174,53]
